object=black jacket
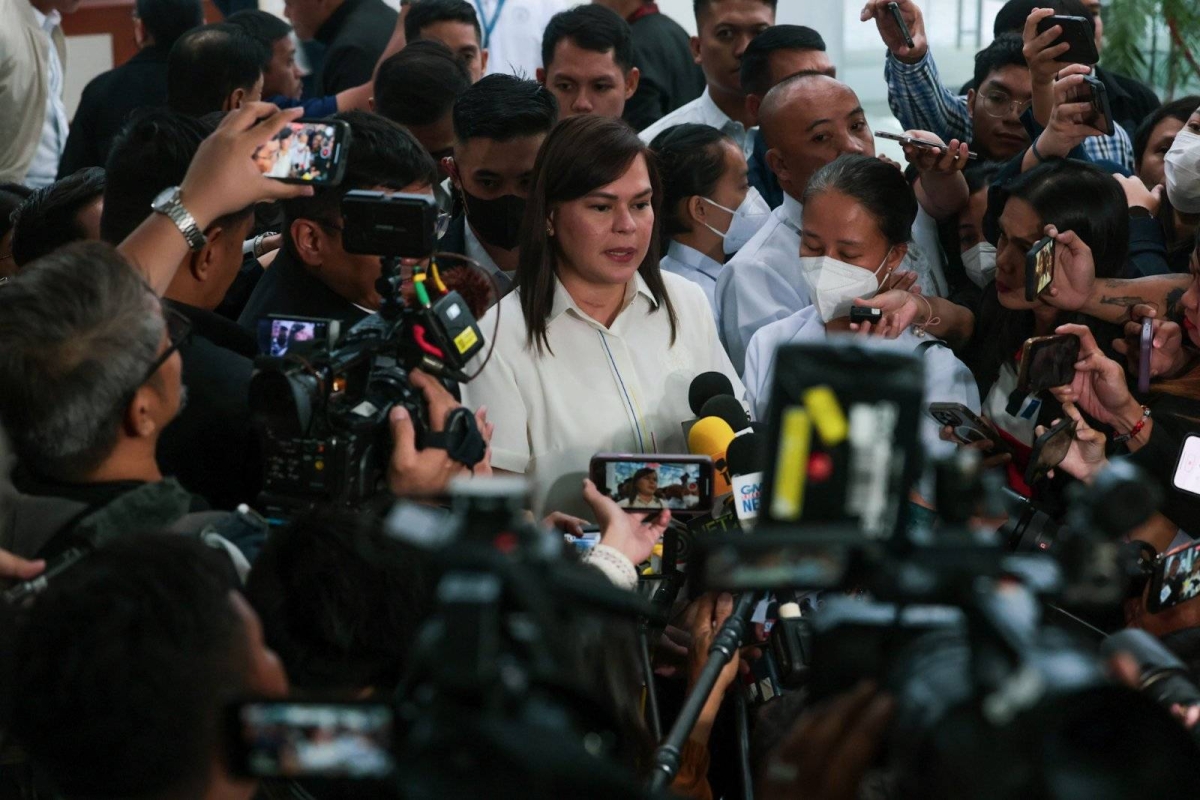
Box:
[158,299,262,511]
[57,45,171,178]
[313,0,397,95]
[1103,67,1161,136]
[237,247,371,331]
[622,9,706,131]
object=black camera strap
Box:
[425,406,487,467]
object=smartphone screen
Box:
[1149,541,1200,613]
[1030,236,1055,299]
[227,702,395,780]
[1025,418,1076,485]
[253,119,348,184]
[589,455,714,516]
[1024,334,1080,394]
[1172,434,1200,497]
[256,316,337,357]
[927,403,996,446]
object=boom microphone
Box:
[688,372,735,416]
[700,395,750,433]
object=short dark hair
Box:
[453,73,558,143]
[282,111,439,249]
[650,123,735,237]
[0,183,34,243]
[993,0,1094,38]
[694,0,777,21]
[9,167,106,267]
[740,25,826,97]
[803,154,918,246]
[167,23,267,117]
[101,109,250,246]
[7,534,246,800]
[244,507,433,694]
[973,32,1027,91]
[1134,95,1200,170]
[225,9,293,71]
[134,0,204,50]
[374,39,471,127]
[541,5,634,73]
[404,0,481,45]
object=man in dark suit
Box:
[594,0,705,130]
[284,0,398,95]
[239,111,440,331]
[56,0,203,177]
[98,109,262,511]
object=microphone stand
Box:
[638,617,663,740]
[648,590,759,793]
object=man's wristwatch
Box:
[151,186,206,251]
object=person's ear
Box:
[444,156,461,189]
[535,67,547,86]
[745,93,762,123]
[624,66,640,100]
[686,195,708,228]
[546,211,556,238]
[124,385,159,439]
[192,223,232,282]
[765,148,788,183]
[965,88,976,122]
[368,96,375,111]
[225,88,246,112]
[690,35,701,65]
[885,242,908,274]
[480,49,489,75]
[290,218,325,268]
[132,16,146,48]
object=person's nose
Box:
[572,91,593,115]
[839,133,867,155]
[613,205,636,234]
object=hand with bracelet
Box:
[849,289,940,339]
[1022,65,1108,170]
[1051,323,1152,449]
[1113,303,1193,381]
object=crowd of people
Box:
[2,0,1200,797]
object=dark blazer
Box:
[622,9,706,132]
[57,45,171,178]
[313,0,398,95]
[237,247,371,331]
[158,299,261,511]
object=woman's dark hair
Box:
[802,154,917,246]
[517,115,677,354]
[1133,95,1200,171]
[650,123,734,238]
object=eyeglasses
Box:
[980,92,1033,119]
[139,306,192,385]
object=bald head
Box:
[760,73,874,201]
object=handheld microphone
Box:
[688,416,735,495]
[727,432,767,525]
[689,372,735,416]
[700,395,750,434]
[1100,629,1200,711]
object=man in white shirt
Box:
[637,0,774,159]
[469,0,574,79]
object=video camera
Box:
[248,192,489,522]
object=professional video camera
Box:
[247,192,494,522]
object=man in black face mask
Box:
[439,74,559,300]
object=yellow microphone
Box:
[688,416,736,495]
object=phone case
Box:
[1024,236,1055,302]
[927,402,1003,448]
[1138,319,1153,394]
[1036,15,1099,64]
[1081,75,1114,136]
[1016,335,1080,395]
[1024,417,1076,486]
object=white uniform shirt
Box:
[742,306,980,471]
[461,271,745,518]
[25,6,67,188]
[638,88,755,161]
[660,240,723,318]
[470,0,575,78]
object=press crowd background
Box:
[3,0,1200,798]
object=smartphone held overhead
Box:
[1035,14,1098,65]
[252,118,350,185]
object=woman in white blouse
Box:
[743,154,980,474]
[461,116,744,518]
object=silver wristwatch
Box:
[150,186,206,251]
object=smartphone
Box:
[256,315,340,357]
[1017,334,1081,395]
[252,119,350,185]
[886,1,914,49]
[1024,417,1076,486]
[875,131,978,161]
[1147,540,1200,613]
[1138,318,1154,394]
[341,190,440,258]
[1036,14,1099,65]
[225,701,396,780]
[1080,74,1114,136]
[1025,235,1055,302]
[1172,434,1200,497]
[927,402,1005,449]
[589,454,714,518]
[849,306,882,324]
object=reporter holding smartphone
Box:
[742,155,979,485]
[460,115,743,519]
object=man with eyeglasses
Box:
[863,0,1133,170]
[238,111,442,330]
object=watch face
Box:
[151,186,178,209]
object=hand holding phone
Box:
[1025,236,1055,302]
[875,131,978,161]
[928,402,1006,450]
[1147,537,1200,613]
[1078,74,1114,136]
[886,2,914,49]
[1017,334,1081,395]
[1024,416,1077,485]
[252,118,350,185]
[1035,15,1099,64]
[1138,318,1153,394]
[589,454,715,518]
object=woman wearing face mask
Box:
[1165,103,1200,231]
[461,116,744,519]
[1130,98,1200,274]
[943,162,1003,296]
[743,155,979,470]
[650,124,771,315]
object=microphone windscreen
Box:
[688,416,736,457]
[689,371,734,416]
[726,432,767,477]
[700,395,749,433]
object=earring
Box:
[546,223,554,237]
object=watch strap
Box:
[153,188,206,251]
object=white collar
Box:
[779,193,804,233]
[549,271,656,325]
[29,4,61,31]
[666,240,722,279]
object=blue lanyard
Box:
[475,0,508,49]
